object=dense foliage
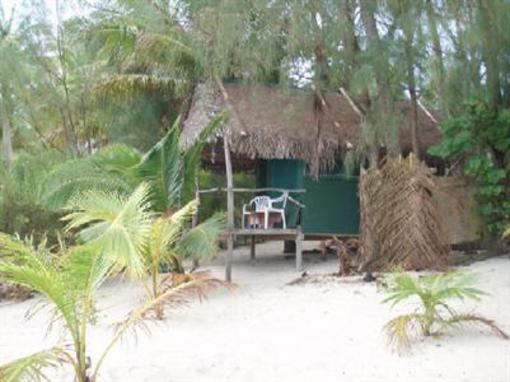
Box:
[1,0,509,239]
[430,102,510,235]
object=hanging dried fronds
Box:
[359,154,449,271]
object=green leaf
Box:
[137,119,182,212]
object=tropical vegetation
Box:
[0,231,226,381]
[382,270,508,353]
[0,0,510,379]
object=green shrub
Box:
[0,150,67,243]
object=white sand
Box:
[1,242,509,382]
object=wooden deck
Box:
[220,227,304,271]
[234,228,298,237]
[218,227,360,278]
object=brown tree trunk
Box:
[403,14,420,158]
[426,0,445,111]
[478,0,502,109]
[359,0,390,168]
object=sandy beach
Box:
[1,242,509,382]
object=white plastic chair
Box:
[242,192,288,229]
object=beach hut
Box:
[181,82,442,280]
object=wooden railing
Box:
[197,187,306,208]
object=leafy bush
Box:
[429,102,510,236]
[0,150,68,243]
[382,269,508,353]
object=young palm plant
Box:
[64,183,225,319]
[382,270,508,353]
[0,228,226,381]
[0,234,112,381]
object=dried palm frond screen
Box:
[359,154,448,271]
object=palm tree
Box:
[41,112,226,212]
[64,182,225,319]
[0,234,113,381]
[0,226,226,381]
[383,270,508,353]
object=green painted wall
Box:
[302,174,359,234]
[257,159,360,234]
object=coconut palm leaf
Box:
[63,183,153,278]
[0,240,78,336]
[92,144,142,188]
[137,120,182,212]
[41,158,133,212]
[64,245,113,302]
[161,200,198,247]
[177,212,226,262]
[0,347,68,382]
[91,275,229,380]
[383,314,423,353]
[383,270,485,308]
[93,74,183,103]
[446,313,509,339]
[0,233,118,381]
[0,232,34,261]
[181,111,227,203]
[143,200,198,266]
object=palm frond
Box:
[382,270,421,307]
[137,121,182,212]
[64,246,113,302]
[41,158,132,211]
[0,347,69,382]
[143,201,197,267]
[177,212,226,262]
[0,232,34,261]
[383,314,423,353]
[160,200,197,248]
[134,31,196,73]
[116,276,229,338]
[91,144,142,188]
[92,276,230,380]
[181,112,228,203]
[0,246,77,334]
[63,190,127,239]
[447,314,509,339]
[63,184,154,278]
[93,74,183,103]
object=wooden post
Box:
[250,235,256,262]
[224,137,234,282]
[191,188,200,270]
[295,227,304,271]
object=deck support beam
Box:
[250,235,256,262]
[295,227,304,271]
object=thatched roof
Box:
[182,82,442,168]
